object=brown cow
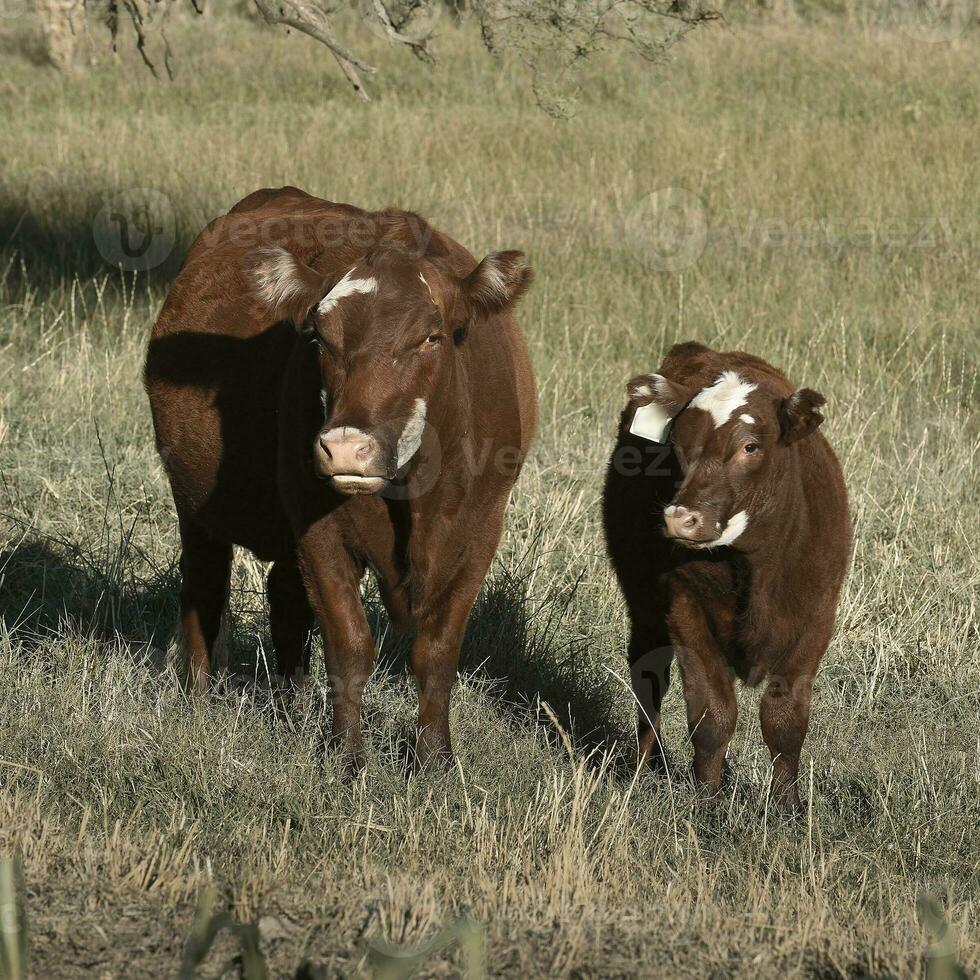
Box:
[145,186,536,770]
[602,342,851,811]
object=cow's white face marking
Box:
[396,398,427,469]
[690,371,757,428]
[253,246,310,308]
[691,510,749,550]
[317,268,378,315]
[419,272,436,302]
[740,414,755,425]
[320,424,369,443]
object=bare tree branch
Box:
[66,0,716,114]
[251,0,377,100]
[118,0,175,80]
[369,0,436,63]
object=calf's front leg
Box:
[760,627,832,813]
[667,585,737,793]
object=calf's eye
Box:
[424,333,444,347]
[744,442,759,455]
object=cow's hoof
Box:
[769,791,806,819]
[411,742,454,775]
[328,734,367,778]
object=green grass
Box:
[1,10,978,978]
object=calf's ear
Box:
[626,373,692,416]
[779,388,825,444]
[625,373,694,443]
[462,250,533,317]
[251,246,333,328]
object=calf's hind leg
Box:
[177,514,233,694]
[267,556,315,687]
[627,612,674,772]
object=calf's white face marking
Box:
[317,268,378,315]
[397,398,427,469]
[690,371,757,428]
[740,413,755,425]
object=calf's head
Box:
[626,370,826,549]
[254,240,532,495]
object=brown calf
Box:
[602,342,851,811]
[145,186,536,769]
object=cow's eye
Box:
[316,337,337,360]
[744,442,759,455]
[422,333,444,348]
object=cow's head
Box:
[254,240,532,495]
[625,370,826,549]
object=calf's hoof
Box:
[638,744,673,778]
[182,666,210,697]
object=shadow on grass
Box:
[0,198,193,299]
[0,521,627,766]
[0,528,178,662]
[367,545,627,769]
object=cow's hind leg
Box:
[177,513,233,694]
[267,555,315,688]
[628,613,674,773]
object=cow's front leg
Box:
[409,558,490,767]
[299,547,374,772]
[668,584,737,794]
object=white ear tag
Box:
[629,401,673,443]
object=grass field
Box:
[1,8,979,978]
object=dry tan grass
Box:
[0,10,978,978]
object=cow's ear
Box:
[251,246,331,327]
[627,373,692,416]
[462,250,533,317]
[779,388,825,444]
